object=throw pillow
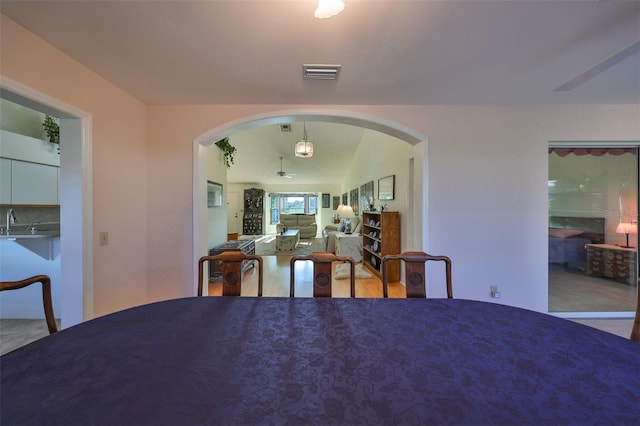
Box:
[337,222,346,232]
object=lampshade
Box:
[295,140,314,157]
[336,203,344,213]
[616,222,637,248]
[616,222,638,235]
[314,0,345,19]
[294,122,314,158]
[339,205,355,218]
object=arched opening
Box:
[192,110,428,295]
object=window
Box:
[270,193,318,224]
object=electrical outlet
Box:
[99,231,109,246]
[490,285,501,299]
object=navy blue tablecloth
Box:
[1,297,639,425]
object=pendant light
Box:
[295,122,314,158]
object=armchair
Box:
[323,216,362,253]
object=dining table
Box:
[1,297,639,425]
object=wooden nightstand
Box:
[585,244,638,286]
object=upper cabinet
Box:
[11,161,59,205]
[0,158,11,204]
[0,130,60,205]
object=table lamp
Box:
[339,205,355,234]
[616,222,637,248]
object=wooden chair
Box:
[198,252,263,297]
[631,278,640,342]
[0,275,58,334]
[290,252,356,297]
[382,251,453,299]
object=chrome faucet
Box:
[6,209,16,234]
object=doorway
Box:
[1,77,93,328]
[548,144,638,316]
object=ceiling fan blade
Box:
[554,41,640,92]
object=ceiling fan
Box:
[277,157,295,179]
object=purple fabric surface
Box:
[1,297,639,425]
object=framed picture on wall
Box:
[361,180,374,209]
[207,181,223,207]
[342,193,348,205]
[332,196,340,210]
[350,188,359,214]
[322,193,330,208]
[378,175,395,201]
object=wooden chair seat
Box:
[198,252,263,297]
[290,252,356,297]
[0,275,58,334]
[382,251,453,299]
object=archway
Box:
[192,109,429,295]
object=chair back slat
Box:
[198,252,263,297]
[290,252,356,297]
[382,251,453,299]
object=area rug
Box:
[254,236,325,256]
[334,263,373,280]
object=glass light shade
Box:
[295,140,314,157]
[339,205,355,218]
[314,0,345,19]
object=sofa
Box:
[323,216,362,253]
[276,214,317,239]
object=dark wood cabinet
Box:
[362,211,400,280]
[243,188,264,235]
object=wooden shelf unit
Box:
[362,211,400,280]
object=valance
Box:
[549,147,637,157]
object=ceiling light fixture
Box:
[295,122,314,158]
[314,0,345,19]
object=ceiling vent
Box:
[280,124,292,132]
[303,64,341,80]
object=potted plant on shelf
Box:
[42,115,60,153]
[215,137,237,168]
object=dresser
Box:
[585,244,638,286]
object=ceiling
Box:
[2,0,639,184]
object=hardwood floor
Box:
[207,255,407,298]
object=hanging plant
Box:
[42,115,60,144]
[215,137,237,168]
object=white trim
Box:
[0,76,93,327]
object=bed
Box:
[549,216,605,269]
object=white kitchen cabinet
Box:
[11,161,59,205]
[0,158,10,204]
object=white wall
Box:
[207,144,228,248]
[2,14,639,317]
[1,14,148,318]
[342,128,414,251]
